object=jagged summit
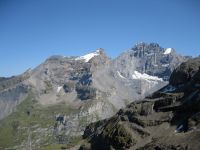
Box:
[119,42,188,80]
[131,42,173,57]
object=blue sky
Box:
[0,0,199,77]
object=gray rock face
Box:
[0,84,29,119]
[116,42,187,81]
[0,72,30,119]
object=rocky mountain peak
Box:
[132,42,177,58]
[121,42,188,80]
[131,42,171,58]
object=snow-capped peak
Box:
[132,71,163,82]
[75,49,100,62]
[164,48,172,55]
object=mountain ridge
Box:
[0,42,190,149]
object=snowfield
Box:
[164,48,172,55]
[132,71,163,82]
[75,50,100,62]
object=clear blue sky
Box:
[0,0,199,77]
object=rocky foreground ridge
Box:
[81,58,200,150]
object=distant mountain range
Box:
[0,43,189,149]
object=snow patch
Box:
[57,86,62,93]
[162,64,169,67]
[153,64,158,67]
[75,50,100,62]
[132,71,163,82]
[117,71,126,79]
[164,48,172,55]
